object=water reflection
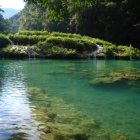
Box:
[0,61,41,140]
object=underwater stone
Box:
[89,77,121,84]
[80,119,100,130]
[44,126,52,133]
[91,134,111,140]
[46,102,51,107]
[89,69,140,85]
[110,133,130,140]
[47,112,57,120]
[53,131,88,140]
[9,132,28,140]
[28,87,130,140]
[27,87,47,95]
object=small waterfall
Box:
[6,37,14,47]
[27,46,35,59]
[129,44,132,60]
[111,50,117,59]
[88,51,97,59]
[96,44,103,53]
[88,44,103,59]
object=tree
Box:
[9,12,21,33]
[20,2,69,32]
[23,0,140,48]
[0,8,10,33]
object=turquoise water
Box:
[0,60,140,139]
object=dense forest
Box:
[0,0,140,49]
[22,0,140,49]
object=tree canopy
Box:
[22,0,140,48]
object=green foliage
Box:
[22,0,140,49]
[20,3,69,32]
[47,46,77,57]
[1,31,140,59]
[97,45,140,59]
[2,46,28,58]
[117,45,140,58]
[27,31,97,58]
[9,12,21,33]
[19,30,50,36]
[85,37,113,46]
[19,3,49,31]
[105,2,117,8]
[50,32,82,39]
[102,45,117,57]
[8,34,48,45]
[37,36,97,53]
[0,34,10,48]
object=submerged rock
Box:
[53,130,88,140]
[9,132,28,140]
[47,112,57,120]
[27,87,130,140]
[27,87,46,95]
[89,69,140,85]
[110,133,130,140]
[89,77,121,84]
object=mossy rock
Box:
[89,69,140,85]
[27,87,130,140]
[9,132,27,140]
[53,130,88,140]
[89,77,121,84]
[27,87,46,95]
[110,133,130,140]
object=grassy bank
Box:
[0,31,140,59]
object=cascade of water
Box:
[129,44,133,60]
[88,44,103,59]
[112,50,117,59]
[6,37,14,47]
[27,46,35,60]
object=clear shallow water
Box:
[0,60,140,139]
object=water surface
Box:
[0,60,140,139]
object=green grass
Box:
[1,31,140,59]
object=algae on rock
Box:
[89,69,140,85]
[27,87,130,140]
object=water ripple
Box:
[0,64,41,140]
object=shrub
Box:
[46,36,97,53]
[103,45,117,57]
[117,45,140,58]
[2,46,28,58]
[1,31,140,59]
[50,32,82,39]
[8,34,48,45]
[36,36,97,58]
[19,30,50,36]
[47,46,77,57]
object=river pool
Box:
[0,60,140,140]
